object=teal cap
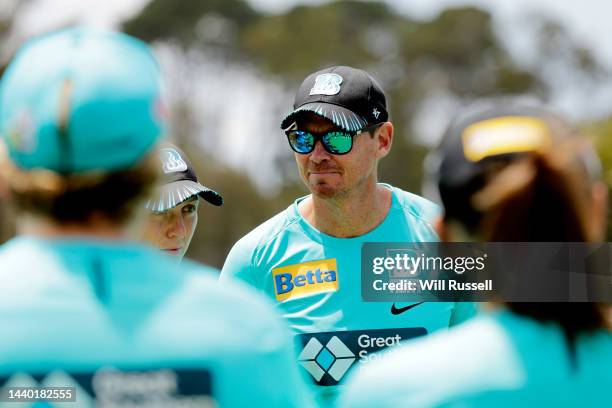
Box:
[0,27,166,173]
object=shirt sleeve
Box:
[450,301,478,326]
[219,237,259,287]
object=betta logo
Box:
[272,259,339,301]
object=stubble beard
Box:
[308,171,373,203]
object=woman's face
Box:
[141,197,199,260]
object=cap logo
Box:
[310,73,343,96]
[160,148,187,174]
[372,108,381,119]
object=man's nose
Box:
[309,140,331,164]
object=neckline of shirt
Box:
[288,183,399,248]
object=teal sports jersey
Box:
[339,309,612,408]
[0,236,313,408]
[221,184,476,392]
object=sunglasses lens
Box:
[287,130,314,153]
[323,131,353,154]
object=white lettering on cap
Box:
[310,73,343,96]
[160,148,187,173]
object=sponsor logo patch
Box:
[390,302,424,315]
[272,258,339,301]
[295,327,427,386]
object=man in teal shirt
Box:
[221,66,475,393]
[0,28,312,407]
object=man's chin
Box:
[309,182,345,199]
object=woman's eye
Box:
[182,204,197,214]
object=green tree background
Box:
[1,0,611,267]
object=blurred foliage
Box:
[0,0,32,75]
[123,0,257,48]
[0,0,29,243]
[585,119,612,240]
[240,1,400,79]
[401,8,494,66]
[0,0,607,267]
[537,20,602,75]
[590,119,612,185]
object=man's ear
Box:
[376,122,393,159]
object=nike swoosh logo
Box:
[391,302,425,315]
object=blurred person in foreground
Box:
[339,100,612,407]
[141,143,222,261]
[0,28,313,407]
[220,66,475,400]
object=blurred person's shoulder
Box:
[0,236,50,267]
[341,310,612,408]
[386,183,442,227]
[499,309,612,383]
[0,235,178,272]
[182,259,221,275]
[0,236,75,292]
[0,236,181,295]
[339,313,522,408]
[0,236,292,350]
[165,258,293,346]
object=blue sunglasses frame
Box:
[284,122,383,155]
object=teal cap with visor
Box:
[0,27,165,173]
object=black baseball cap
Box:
[429,98,600,227]
[280,66,389,132]
[145,144,223,212]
